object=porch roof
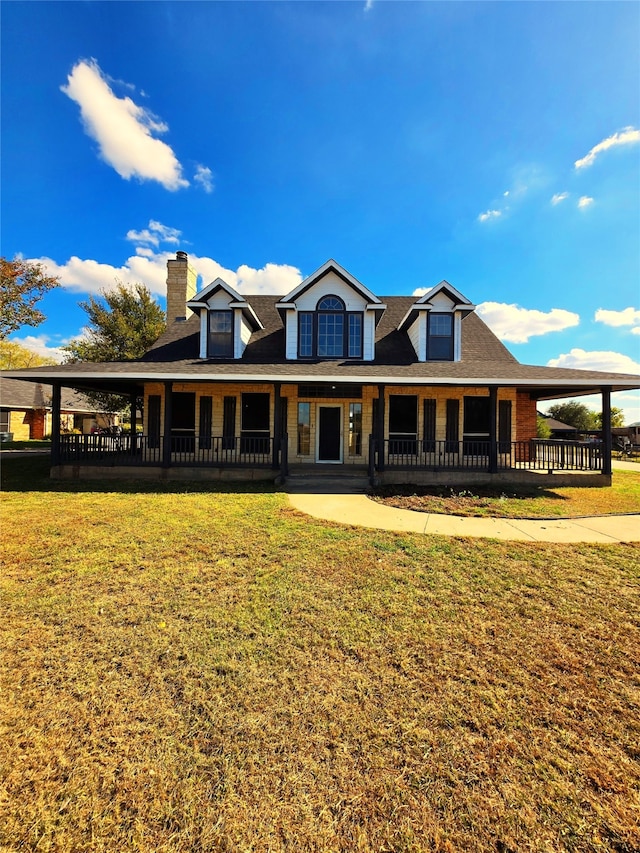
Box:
[3,296,639,401]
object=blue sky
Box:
[2,1,639,420]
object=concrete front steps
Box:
[284,465,371,494]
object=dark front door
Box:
[318,406,341,462]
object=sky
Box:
[2,1,639,422]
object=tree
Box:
[63,282,166,414]
[593,407,625,429]
[536,414,552,439]
[545,402,598,432]
[63,282,166,363]
[0,340,59,370]
[0,257,59,339]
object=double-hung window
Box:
[209,310,233,358]
[427,313,453,360]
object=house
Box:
[538,414,578,440]
[0,376,120,440]
[4,253,640,485]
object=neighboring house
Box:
[539,414,578,440]
[4,253,640,484]
[0,377,118,440]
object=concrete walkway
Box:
[287,461,640,543]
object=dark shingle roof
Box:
[2,296,639,398]
[0,376,111,412]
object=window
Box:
[389,395,418,454]
[349,403,362,456]
[297,295,363,359]
[298,313,313,357]
[297,402,311,455]
[427,313,453,360]
[241,393,270,454]
[209,310,233,358]
[0,409,9,433]
[348,314,362,358]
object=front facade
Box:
[6,253,640,484]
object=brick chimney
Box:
[166,251,197,324]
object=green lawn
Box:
[1,457,639,852]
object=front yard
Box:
[1,457,639,852]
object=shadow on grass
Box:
[0,455,280,496]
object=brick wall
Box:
[515,391,537,442]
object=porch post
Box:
[51,382,61,466]
[272,382,281,469]
[377,384,386,472]
[162,381,173,468]
[129,390,138,454]
[488,386,498,473]
[601,386,612,476]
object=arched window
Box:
[298,295,363,359]
[317,295,345,357]
[317,295,345,311]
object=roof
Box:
[0,376,114,413]
[3,295,639,400]
[541,416,578,432]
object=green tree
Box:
[536,414,552,439]
[0,257,59,339]
[545,402,598,432]
[63,282,165,414]
[63,282,165,363]
[593,407,625,429]
[0,340,60,369]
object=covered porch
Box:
[45,377,615,486]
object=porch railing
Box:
[57,434,603,474]
[373,438,603,472]
[58,434,278,468]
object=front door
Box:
[318,405,342,462]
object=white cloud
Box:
[574,126,640,170]
[28,238,303,300]
[476,302,580,344]
[595,307,640,335]
[126,220,182,247]
[7,334,66,363]
[29,254,171,297]
[547,348,640,374]
[478,209,502,223]
[194,165,214,193]
[577,195,594,209]
[61,58,189,190]
[551,192,569,205]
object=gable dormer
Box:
[276,260,386,361]
[398,281,475,362]
[187,278,263,359]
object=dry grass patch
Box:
[372,470,640,518]
[1,457,639,852]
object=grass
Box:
[1,457,639,852]
[372,471,640,518]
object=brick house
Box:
[5,254,640,484]
[0,377,118,440]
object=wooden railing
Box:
[372,438,603,472]
[59,434,277,468]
